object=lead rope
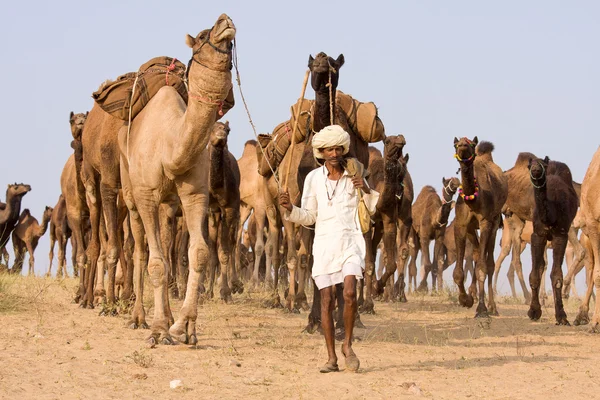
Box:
[125,73,140,166]
[232,38,281,189]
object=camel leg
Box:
[224,207,243,296]
[467,231,480,303]
[95,222,107,307]
[452,219,472,308]
[47,229,56,277]
[380,212,398,300]
[508,217,530,302]
[548,235,569,325]
[574,236,594,325]
[251,208,267,284]
[82,175,101,309]
[485,220,500,316]
[474,220,494,318]
[281,217,299,312]
[26,242,36,276]
[264,205,282,307]
[434,233,446,292]
[57,234,67,278]
[360,227,377,314]
[236,203,251,282]
[589,241,600,333]
[493,226,511,294]
[206,212,219,300]
[396,218,411,302]
[11,239,26,275]
[169,181,212,346]
[296,227,313,311]
[407,232,418,294]
[568,226,585,277]
[99,183,120,311]
[528,232,546,321]
[177,219,189,300]
[563,242,585,299]
[126,209,148,330]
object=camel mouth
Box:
[213,18,236,43]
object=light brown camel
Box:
[440,220,475,285]
[570,231,596,326]
[236,139,269,285]
[527,156,577,324]
[577,146,600,332]
[0,184,32,252]
[205,121,243,302]
[11,206,53,275]
[360,139,409,314]
[502,153,585,303]
[563,210,594,298]
[118,14,236,345]
[410,177,461,292]
[47,194,71,278]
[453,137,507,317]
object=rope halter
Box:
[529,159,547,189]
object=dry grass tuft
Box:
[126,349,154,368]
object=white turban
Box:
[312,125,351,159]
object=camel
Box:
[205,121,243,302]
[236,139,269,286]
[440,220,475,285]
[569,231,596,326]
[10,206,53,275]
[360,139,409,314]
[574,146,600,332]
[410,177,461,292]
[118,14,237,345]
[502,153,585,303]
[527,156,578,324]
[563,210,594,299]
[0,184,32,252]
[452,137,507,317]
[47,195,71,278]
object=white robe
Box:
[286,166,379,278]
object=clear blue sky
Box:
[1,1,598,295]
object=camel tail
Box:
[476,141,494,156]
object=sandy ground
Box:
[0,276,598,400]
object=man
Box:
[279,125,379,372]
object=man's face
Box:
[322,146,344,165]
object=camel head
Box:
[42,206,54,221]
[441,177,461,203]
[6,183,31,198]
[209,121,230,148]
[69,111,88,141]
[383,134,406,161]
[454,136,478,164]
[528,156,550,188]
[185,14,235,73]
[308,52,344,93]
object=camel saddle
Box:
[92,56,190,121]
[336,90,385,143]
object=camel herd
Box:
[1,14,599,346]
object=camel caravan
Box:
[1,13,599,349]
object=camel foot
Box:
[354,314,366,329]
[231,280,244,295]
[589,323,600,334]
[334,327,345,342]
[98,305,118,317]
[488,306,499,317]
[359,299,375,314]
[555,311,570,326]
[169,319,197,345]
[528,307,542,321]
[475,310,490,318]
[127,320,149,330]
[220,288,233,304]
[263,293,282,309]
[375,279,385,296]
[416,281,428,293]
[295,293,310,311]
[341,345,360,372]
[319,361,340,373]
[573,311,590,326]
[458,293,474,308]
[303,315,322,335]
[146,333,174,347]
[72,294,81,304]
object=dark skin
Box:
[279,145,368,369]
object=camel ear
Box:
[308,55,315,69]
[224,120,230,128]
[544,156,550,164]
[453,137,459,145]
[69,111,74,122]
[185,34,196,48]
[442,177,448,185]
[85,111,89,117]
[335,54,345,68]
[528,158,533,169]
[472,136,479,145]
[404,154,409,163]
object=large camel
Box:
[236,140,269,285]
[0,183,32,251]
[452,137,507,317]
[47,194,71,278]
[574,146,600,332]
[570,232,596,326]
[563,210,594,298]
[206,121,243,301]
[360,139,408,314]
[411,177,460,292]
[11,207,53,275]
[118,14,237,345]
[527,156,577,324]
[501,153,585,303]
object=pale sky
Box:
[1,1,598,295]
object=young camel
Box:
[453,137,507,317]
[575,146,600,332]
[527,156,578,324]
[411,177,460,292]
[119,15,237,345]
[11,207,53,275]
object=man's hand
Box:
[351,177,370,194]
[279,190,293,211]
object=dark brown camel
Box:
[527,156,578,325]
[440,220,475,283]
[11,206,53,275]
[453,137,507,317]
[411,177,460,292]
[0,184,32,253]
[360,138,409,314]
[47,195,71,278]
[206,121,243,302]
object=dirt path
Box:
[0,277,597,399]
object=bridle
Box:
[442,180,457,204]
[530,160,547,189]
[454,138,477,164]
[186,27,234,81]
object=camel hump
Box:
[19,208,30,221]
[476,141,495,156]
[244,139,257,147]
[514,152,537,167]
[548,160,574,183]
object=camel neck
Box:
[380,157,401,205]
[438,202,453,226]
[314,90,336,132]
[36,213,51,237]
[2,194,23,223]
[533,184,551,226]
[209,145,226,190]
[459,163,477,198]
